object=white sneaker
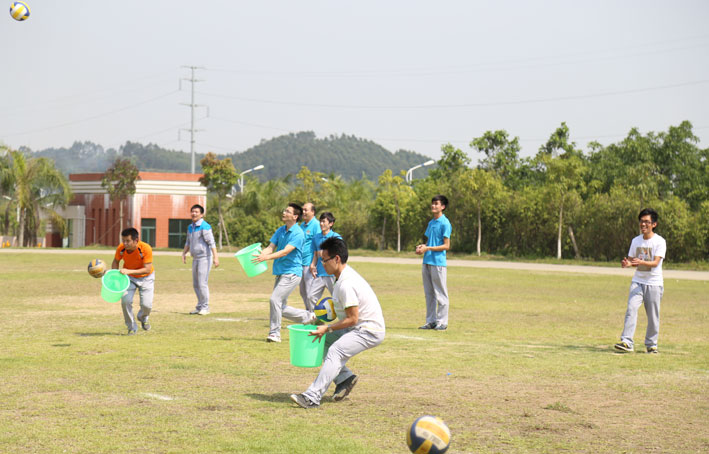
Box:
[266,335,281,343]
[197,309,210,315]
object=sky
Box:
[1,1,708,164]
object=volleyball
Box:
[314,297,336,322]
[406,415,451,454]
[10,1,30,21]
[88,259,106,278]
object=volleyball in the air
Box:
[88,259,106,278]
[314,297,336,322]
[9,1,30,21]
[406,415,451,454]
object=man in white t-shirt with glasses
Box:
[614,208,667,354]
[290,237,386,409]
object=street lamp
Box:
[405,159,435,183]
[238,165,265,193]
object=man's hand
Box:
[308,325,328,342]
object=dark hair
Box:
[288,203,303,222]
[191,204,205,214]
[319,212,336,224]
[121,227,139,240]
[638,208,658,224]
[320,237,348,264]
[432,195,449,210]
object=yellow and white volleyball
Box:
[406,415,451,454]
[10,1,30,21]
[88,259,106,278]
[314,297,336,323]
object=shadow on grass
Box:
[558,344,612,353]
[76,332,122,337]
[246,392,292,403]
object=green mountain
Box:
[28,132,435,180]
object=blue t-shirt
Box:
[270,223,304,276]
[300,217,321,267]
[423,214,452,267]
[312,230,342,277]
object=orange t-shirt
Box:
[114,241,154,277]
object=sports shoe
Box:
[137,315,151,331]
[197,309,210,315]
[266,335,281,343]
[127,327,137,336]
[333,375,358,401]
[418,322,437,330]
[290,393,319,409]
[614,341,633,352]
[647,346,658,354]
[189,309,199,315]
[434,324,448,331]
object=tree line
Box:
[2,120,707,261]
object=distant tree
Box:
[101,158,139,242]
[199,153,238,249]
[458,168,506,256]
[374,169,416,252]
[5,149,71,246]
[470,130,521,185]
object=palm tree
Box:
[6,149,72,246]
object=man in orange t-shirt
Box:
[112,227,155,335]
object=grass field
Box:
[0,251,707,453]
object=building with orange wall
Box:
[59,172,206,248]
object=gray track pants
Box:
[269,274,312,339]
[121,272,155,330]
[303,327,385,405]
[621,282,663,349]
[422,264,449,326]
[308,275,336,309]
[192,256,211,311]
[299,266,316,311]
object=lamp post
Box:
[238,165,265,193]
[405,159,435,183]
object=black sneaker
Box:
[614,341,633,352]
[333,375,358,401]
[646,346,658,354]
[434,324,448,331]
[290,393,319,409]
[418,322,436,330]
[138,315,151,331]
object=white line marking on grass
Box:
[390,334,427,341]
[143,393,175,401]
[214,318,249,322]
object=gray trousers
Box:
[303,327,385,405]
[422,264,449,326]
[308,275,336,309]
[269,274,312,339]
[621,282,663,348]
[192,256,211,311]
[299,266,316,311]
[121,272,155,330]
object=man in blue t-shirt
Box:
[308,212,342,309]
[253,203,317,343]
[415,195,452,331]
[299,202,321,311]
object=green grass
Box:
[0,251,707,453]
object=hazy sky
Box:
[2,1,708,163]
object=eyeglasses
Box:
[322,256,336,263]
[282,209,294,215]
[639,220,654,225]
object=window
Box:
[168,219,191,249]
[141,219,156,247]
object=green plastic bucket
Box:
[287,324,326,368]
[101,269,130,303]
[235,243,268,277]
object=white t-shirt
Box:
[332,265,386,333]
[628,233,666,286]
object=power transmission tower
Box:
[180,66,208,173]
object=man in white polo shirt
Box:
[290,237,386,409]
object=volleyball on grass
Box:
[314,297,336,323]
[406,415,451,454]
[88,259,106,278]
[10,1,30,21]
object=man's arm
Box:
[253,243,294,263]
[111,259,120,270]
[630,255,662,268]
[416,237,451,254]
[309,306,359,341]
[120,261,152,276]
